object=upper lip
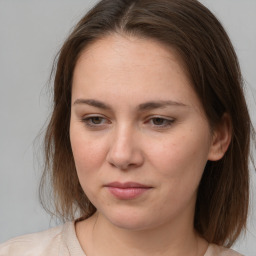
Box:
[105,182,152,188]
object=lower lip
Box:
[107,187,151,200]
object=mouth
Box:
[104,182,153,200]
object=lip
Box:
[104,182,153,200]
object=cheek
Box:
[146,129,211,186]
[145,133,211,217]
[70,130,108,203]
[70,126,106,174]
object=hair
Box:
[40,0,255,247]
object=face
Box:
[70,34,217,231]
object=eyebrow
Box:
[73,98,188,110]
[73,99,111,109]
[138,100,188,111]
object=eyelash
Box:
[81,115,109,128]
[81,115,175,129]
[147,117,175,128]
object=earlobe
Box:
[208,113,232,161]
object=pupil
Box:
[153,118,164,125]
[92,117,102,124]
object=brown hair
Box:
[40,0,254,247]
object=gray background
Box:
[0,0,255,255]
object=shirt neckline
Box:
[62,221,87,256]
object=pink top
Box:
[0,222,244,256]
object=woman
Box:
[0,0,254,255]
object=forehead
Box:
[72,34,201,111]
[75,34,187,78]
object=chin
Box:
[99,206,160,231]
[110,216,152,231]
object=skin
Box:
[70,34,231,256]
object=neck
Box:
[76,212,208,256]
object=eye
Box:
[89,116,105,124]
[148,117,174,128]
[81,115,109,128]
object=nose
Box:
[106,126,144,170]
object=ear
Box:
[208,113,232,161]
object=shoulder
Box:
[205,244,245,256]
[0,222,70,256]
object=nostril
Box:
[106,149,144,170]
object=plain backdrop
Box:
[0,0,255,255]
